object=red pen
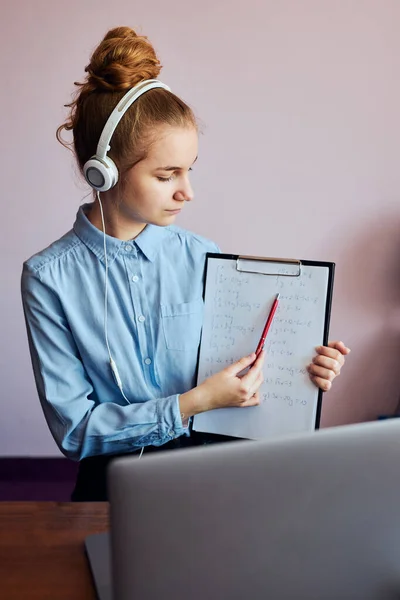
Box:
[255,293,280,358]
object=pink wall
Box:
[1,0,399,455]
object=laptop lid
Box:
[107,419,400,600]
[85,531,112,600]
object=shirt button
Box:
[138,315,145,323]
[131,275,139,283]
[169,430,174,437]
[125,244,133,252]
[144,358,152,365]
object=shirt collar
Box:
[73,203,167,264]
[133,222,167,262]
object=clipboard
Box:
[192,253,335,441]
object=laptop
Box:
[86,419,400,600]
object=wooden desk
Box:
[0,502,109,599]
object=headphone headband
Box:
[96,79,171,159]
[83,79,171,191]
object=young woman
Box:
[21,26,350,501]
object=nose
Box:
[174,177,194,202]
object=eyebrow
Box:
[156,156,198,171]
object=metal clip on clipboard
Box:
[236,256,302,277]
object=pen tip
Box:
[276,293,280,299]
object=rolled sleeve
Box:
[156,393,189,444]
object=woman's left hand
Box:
[308,341,351,392]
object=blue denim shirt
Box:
[21,204,219,460]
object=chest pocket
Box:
[161,299,204,351]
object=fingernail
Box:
[315,346,322,351]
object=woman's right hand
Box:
[179,351,265,418]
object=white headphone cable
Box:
[97,192,145,459]
[97,191,130,403]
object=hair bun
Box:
[85,26,162,92]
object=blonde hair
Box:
[57,27,197,178]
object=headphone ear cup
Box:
[83,155,119,192]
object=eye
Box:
[156,168,193,182]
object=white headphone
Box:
[79,79,172,458]
[83,79,171,191]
